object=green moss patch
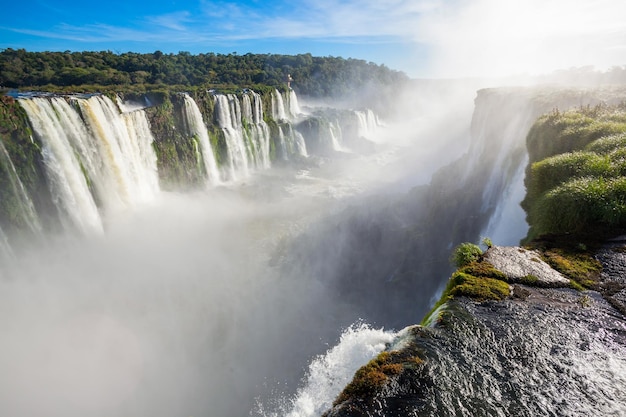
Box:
[421,259,509,326]
[458,261,507,280]
[334,350,414,405]
[541,247,602,289]
[449,272,511,301]
[333,344,427,406]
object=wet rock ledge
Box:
[323,244,626,417]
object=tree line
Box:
[0,49,409,98]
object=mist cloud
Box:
[415,0,626,77]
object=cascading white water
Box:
[181,93,222,185]
[121,109,160,202]
[19,98,104,235]
[275,126,289,160]
[0,140,42,235]
[242,91,272,169]
[76,95,160,209]
[272,89,288,121]
[214,94,251,180]
[279,124,308,158]
[18,95,162,234]
[287,90,301,119]
[293,130,308,157]
[355,109,379,138]
[328,121,348,152]
[0,225,12,261]
[254,323,396,417]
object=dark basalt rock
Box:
[325,245,626,417]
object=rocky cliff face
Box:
[319,85,626,416]
[324,243,626,417]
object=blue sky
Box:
[2,0,626,78]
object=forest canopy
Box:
[0,49,409,98]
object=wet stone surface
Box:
[484,246,570,287]
[325,242,626,417]
[595,240,626,315]
[326,288,626,417]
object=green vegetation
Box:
[526,105,626,164]
[421,256,510,326]
[448,271,510,301]
[481,236,493,249]
[543,249,601,288]
[333,351,404,405]
[450,242,483,268]
[0,96,51,234]
[523,104,626,240]
[0,49,408,108]
[333,337,427,407]
[458,261,507,281]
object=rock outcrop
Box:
[483,246,570,287]
[324,244,626,417]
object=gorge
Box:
[1,81,625,417]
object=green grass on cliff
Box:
[524,104,626,240]
[526,105,626,164]
[421,248,510,327]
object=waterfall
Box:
[293,130,308,157]
[241,91,272,169]
[275,125,288,160]
[76,95,160,208]
[328,121,347,152]
[254,323,396,417]
[271,89,288,121]
[0,140,42,235]
[280,124,308,158]
[18,94,162,234]
[19,98,104,235]
[0,225,13,261]
[214,94,251,181]
[287,89,301,119]
[121,109,160,201]
[181,93,222,185]
[355,109,379,138]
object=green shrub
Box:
[585,132,626,154]
[450,242,483,268]
[528,176,626,238]
[524,151,612,204]
[527,107,626,164]
[523,105,626,240]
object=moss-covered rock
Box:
[328,329,428,415]
[0,95,55,236]
[448,271,510,301]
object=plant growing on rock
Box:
[451,242,483,268]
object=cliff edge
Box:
[323,242,626,417]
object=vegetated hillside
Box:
[522,103,626,240]
[0,49,408,98]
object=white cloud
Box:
[144,11,192,31]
